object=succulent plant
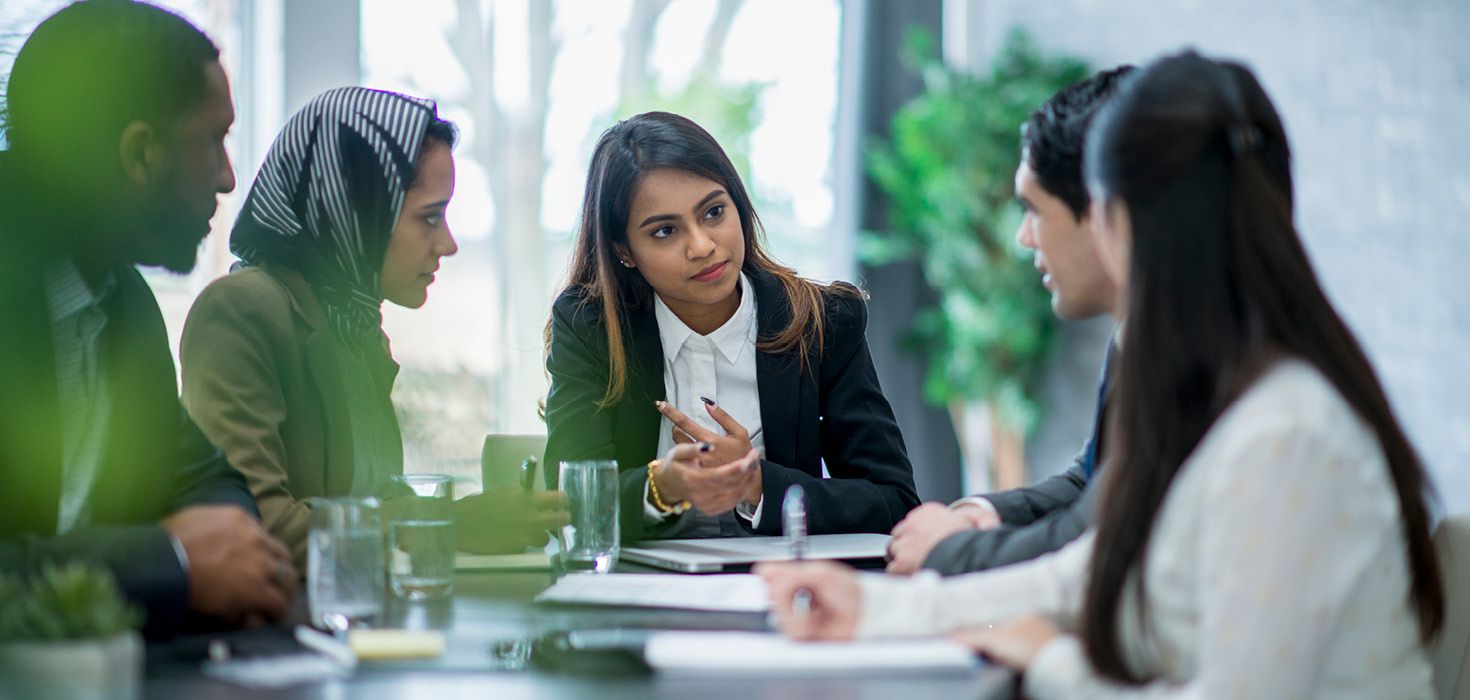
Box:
[0,562,142,641]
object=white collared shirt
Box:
[43,257,115,534]
[645,273,767,526]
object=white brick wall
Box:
[969,0,1470,514]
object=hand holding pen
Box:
[755,557,862,641]
[754,486,863,640]
[649,442,760,516]
[783,485,812,616]
[454,455,568,554]
[655,399,765,509]
[655,398,759,467]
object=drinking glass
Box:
[384,473,455,600]
[307,497,384,631]
[557,460,620,572]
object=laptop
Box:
[620,533,891,573]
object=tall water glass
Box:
[307,497,384,631]
[384,473,455,600]
[557,460,620,572]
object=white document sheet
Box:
[533,573,769,612]
[644,632,980,675]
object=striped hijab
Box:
[231,87,439,349]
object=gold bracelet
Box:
[647,459,690,514]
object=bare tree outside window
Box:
[362,0,844,479]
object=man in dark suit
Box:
[0,0,294,637]
[886,67,1135,576]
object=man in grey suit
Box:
[886,66,1134,576]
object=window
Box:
[361,0,847,474]
[2,0,851,481]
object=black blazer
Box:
[0,160,258,638]
[544,268,920,541]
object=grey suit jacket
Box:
[922,343,1113,576]
[923,457,1094,575]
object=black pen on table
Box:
[782,484,812,616]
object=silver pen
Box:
[782,484,812,616]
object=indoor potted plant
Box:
[0,561,145,700]
[863,28,1089,490]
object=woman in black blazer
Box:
[544,111,919,542]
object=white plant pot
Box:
[0,631,142,700]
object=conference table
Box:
[141,561,1016,699]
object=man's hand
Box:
[886,502,988,574]
[161,505,295,626]
[951,499,1002,530]
[455,488,569,554]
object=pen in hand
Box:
[520,455,539,493]
[782,484,812,617]
[520,455,566,573]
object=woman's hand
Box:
[755,560,862,641]
[949,613,1061,671]
[651,442,760,516]
[454,488,569,554]
[655,400,763,507]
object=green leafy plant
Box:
[863,28,1089,434]
[0,562,142,641]
[618,77,768,187]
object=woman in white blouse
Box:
[759,51,1445,698]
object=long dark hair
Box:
[552,111,858,406]
[1080,50,1443,682]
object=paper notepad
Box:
[644,632,979,675]
[534,573,769,612]
[455,551,552,572]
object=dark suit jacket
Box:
[181,263,401,570]
[922,343,1114,575]
[0,159,259,638]
[544,268,920,541]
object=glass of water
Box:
[557,460,620,572]
[384,474,456,600]
[307,497,384,632]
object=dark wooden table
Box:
[142,564,1015,699]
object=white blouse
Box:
[856,359,1434,699]
[644,273,769,526]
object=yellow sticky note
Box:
[347,629,446,661]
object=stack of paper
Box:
[644,632,979,675]
[454,551,552,572]
[533,573,769,612]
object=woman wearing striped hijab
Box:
[181,87,564,570]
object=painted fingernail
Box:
[654,400,666,409]
[698,442,713,453]
[700,396,715,406]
